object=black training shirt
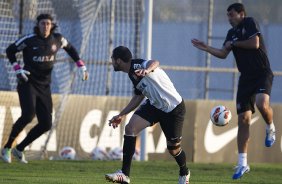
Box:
[224,17,273,77]
[6,33,80,85]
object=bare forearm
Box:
[206,46,228,59]
[146,60,159,72]
[119,95,145,116]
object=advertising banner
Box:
[1,92,281,163]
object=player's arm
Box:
[120,94,145,116]
[109,94,145,128]
[191,38,230,59]
[60,36,89,80]
[227,35,259,49]
[6,43,18,64]
[135,59,159,76]
[6,41,30,82]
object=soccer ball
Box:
[90,147,109,160]
[108,147,123,160]
[59,146,76,160]
[210,105,232,126]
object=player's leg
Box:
[122,114,150,176]
[16,85,52,151]
[13,85,52,163]
[256,94,275,147]
[233,78,254,179]
[160,100,190,184]
[106,100,154,183]
[255,74,275,147]
[1,82,36,163]
[105,115,150,183]
[232,111,252,179]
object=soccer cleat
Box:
[1,148,12,163]
[265,129,276,147]
[178,170,190,184]
[105,170,130,184]
[232,165,250,179]
[12,148,28,164]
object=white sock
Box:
[266,121,275,131]
[238,153,247,166]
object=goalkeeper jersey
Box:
[6,33,80,85]
[128,59,182,113]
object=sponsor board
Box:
[0,92,281,162]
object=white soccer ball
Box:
[59,146,76,160]
[108,147,123,160]
[90,147,109,160]
[210,105,232,126]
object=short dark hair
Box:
[227,3,246,15]
[33,13,58,35]
[112,46,132,63]
[36,13,53,22]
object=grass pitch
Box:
[0,160,281,184]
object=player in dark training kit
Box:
[105,46,190,184]
[191,3,275,180]
[1,14,88,163]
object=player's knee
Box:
[40,121,52,132]
[238,113,251,125]
[256,101,269,113]
[167,144,181,156]
[125,123,138,136]
[167,138,182,156]
[21,113,35,123]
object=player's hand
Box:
[76,60,89,81]
[135,69,149,77]
[13,63,30,82]
[79,65,89,81]
[109,115,123,129]
[191,38,208,51]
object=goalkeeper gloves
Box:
[76,60,89,81]
[13,63,30,83]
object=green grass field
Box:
[0,160,281,184]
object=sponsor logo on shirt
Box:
[51,44,57,52]
[33,55,55,62]
[133,64,142,69]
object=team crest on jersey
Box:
[51,44,57,52]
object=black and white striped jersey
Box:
[6,33,80,85]
[128,59,182,113]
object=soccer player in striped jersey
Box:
[1,13,88,164]
[105,46,190,184]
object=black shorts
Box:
[236,73,273,114]
[134,99,186,143]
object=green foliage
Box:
[0,160,281,184]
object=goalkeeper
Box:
[1,13,88,164]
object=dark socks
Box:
[174,149,188,176]
[122,135,136,177]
